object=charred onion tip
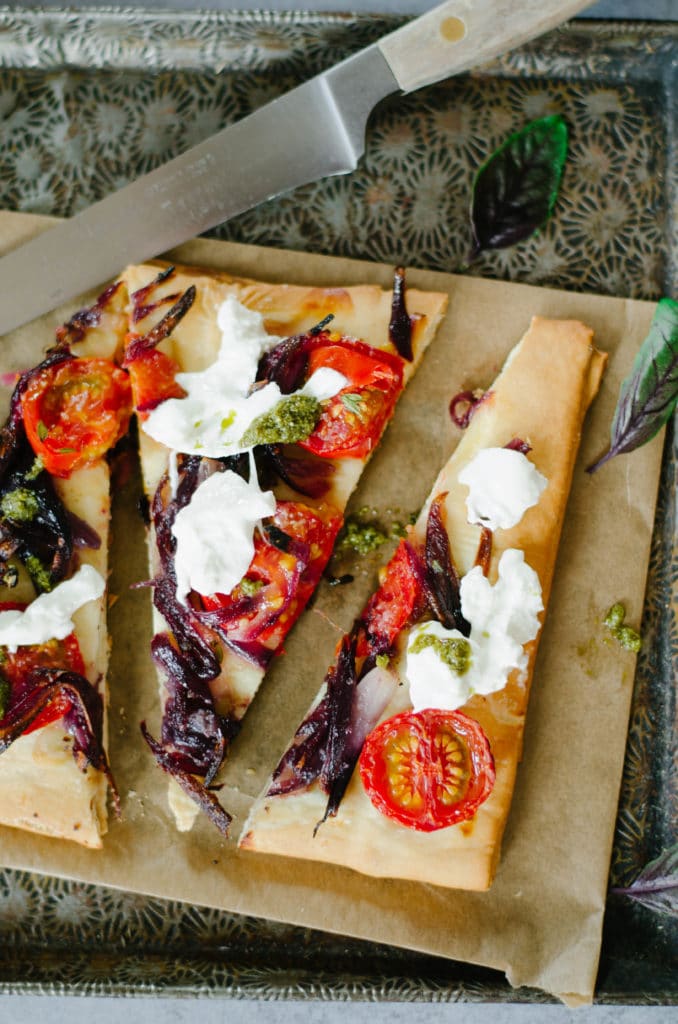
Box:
[313,805,333,838]
[310,314,334,335]
[140,721,232,835]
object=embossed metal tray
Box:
[0,8,676,1003]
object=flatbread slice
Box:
[0,283,131,847]
[119,260,448,832]
[239,316,607,891]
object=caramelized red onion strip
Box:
[130,265,179,324]
[268,696,331,796]
[141,723,232,836]
[124,285,196,362]
[151,633,230,784]
[504,436,532,454]
[449,389,492,429]
[0,669,119,815]
[267,628,397,831]
[388,266,414,361]
[423,494,470,636]
[263,445,334,499]
[54,280,125,349]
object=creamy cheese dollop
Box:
[172,468,276,603]
[142,294,346,457]
[406,549,543,712]
[0,564,105,652]
[458,447,547,531]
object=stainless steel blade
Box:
[0,45,398,336]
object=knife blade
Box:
[0,0,593,335]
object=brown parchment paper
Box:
[0,210,664,1005]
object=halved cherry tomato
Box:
[201,500,342,650]
[0,601,86,733]
[123,343,185,415]
[299,338,404,460]
[356,540,426,658]
[22,357,132,477]
[359,709,495,832]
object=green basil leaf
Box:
[588,298,678,473]
[469,114,568,261]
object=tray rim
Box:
[0,7,675,1005]
[0,7,676,72]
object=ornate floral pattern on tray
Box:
[0,9,676,1003]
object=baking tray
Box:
[0,8,676,1003]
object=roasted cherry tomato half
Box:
[0,603,86,733]
[201,500,342,649]
[356,540,426,658]
[299,338,404,460]
[123,343,185,415]
[22,357,132,477]
[359,708,495,832]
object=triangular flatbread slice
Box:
[239,316,607,891]
[0,283,131,847]
[120,261,448,832]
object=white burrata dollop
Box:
[0,564,105,652]
[406,548,543,712]
[142,294,346,457]
[458,447,547,531]
[172,468,276,603]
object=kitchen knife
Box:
[0,0,593,335]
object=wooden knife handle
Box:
[377,0,594,94]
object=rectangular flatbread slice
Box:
[239,316,607,891]
[119,260,448,832]
[0,283,131,847]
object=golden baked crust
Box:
[120,260,449,831]
[0,292,128,848]
[239,316,607,891]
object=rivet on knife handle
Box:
[378,0,595,94]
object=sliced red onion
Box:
[388,266,414,361]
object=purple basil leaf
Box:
[588,298,678,473]
[469,115,568,261]
[611,842,678,918]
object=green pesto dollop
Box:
[339,518,389,556]
[410,631,472,675]
[603,603,642,653]
[603,603,625,631]
[24,555,52,594]
[240,393,320,448]
[0,487,40,524]
[25,456,44,482]
[0,677,10,721]
[240,577,264,597]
